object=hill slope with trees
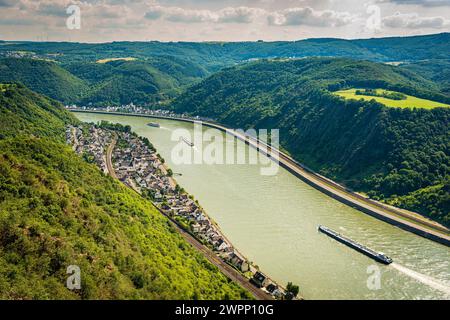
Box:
[0,57,207,106]
[0,84,249,299]
[1,32,449,68]
[1,33,449,106]
[0,58,88,104]
[172,58,450,226]
[400,59,450,96]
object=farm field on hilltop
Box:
[96,57,137,63]
[335,88,450,109]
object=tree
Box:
[285,282,299,300]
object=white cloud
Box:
[383,12,450,28]
[377,0,450,7]
[1,0,450,42]
[144,4,355,27]
[144,5,263,23]
[37,1,70,17]
[218,7,264,23]
[145,6,215,23]
[0,0,16,7]
[267,7,356,27]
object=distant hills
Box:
[0,58,88,104]
[1,33,449,106]
[0,57,207,106]
[64,56,208,106]
[173,58,450,225]
[401,59,450,96]
[0,84,249,299]
[1,33,449,67]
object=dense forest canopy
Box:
[0,58,88,104]
[1,33,449,67]
[0,84,250,299]
[0,33,449,299]
[1,33,449,107]
[0,57,207,106]
[401,59,450,96]
[0,83,78,138]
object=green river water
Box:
[74,112,450,300]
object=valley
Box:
[74,111,450,300]
[0,31,449,301]
[173,57,450,227]
[0,85,251,300]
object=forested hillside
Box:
[173,58,450,226]
[0,34,448,225]
[401,59,450,96]
[0,57,207,106]
[0,58,88,104]
[0,84,249,299]
[1,33,449,107]
[65,56,207,106]
[1,33,448,68]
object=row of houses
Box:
[109,132,252,271]
[67,106,216,123]
[67,124,288,299]
[66,125,111,174]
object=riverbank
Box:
[67,122,292,300]
[70,109,450,247]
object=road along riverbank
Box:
[70,110,450,247]
[94,125,279,300]
[73,111,450,300]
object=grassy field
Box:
[335,88,450,109]
[96,57,137,63]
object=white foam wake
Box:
[391,262,450,297]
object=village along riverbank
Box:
[74,111,450,300]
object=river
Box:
[74,112,450,300]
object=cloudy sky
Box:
[0,0,449,42]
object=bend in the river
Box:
[74,112,450,300]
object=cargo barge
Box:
[181,137,194,147]
[318,225,393,265]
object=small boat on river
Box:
[181,137,194,147]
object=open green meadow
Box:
[96,57,137,63]
[335,88,450,109]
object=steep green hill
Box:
[64,57,207,106]
[0,57,207,107]
[0,58,88,104]
[0,84,249,299]
[1,33,449,106]
[0,83,77,138]
[400,59,450,96]
[173,58,450,225]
